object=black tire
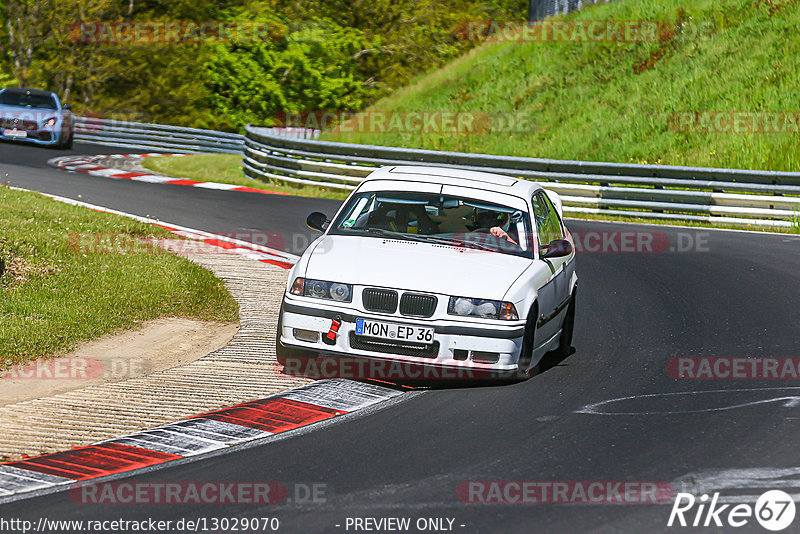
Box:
[63,132,73,150]
[515,304,538,380]
[554,289,577,360]
[275,313,315,371]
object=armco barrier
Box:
[74,117,244,153]
[74,117,316,154]
[70,116,800,228]
[243,125,800,228]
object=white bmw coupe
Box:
[277,166,577,380]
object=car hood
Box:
[0,105,64,118]
[303,235,531,299]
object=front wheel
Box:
[515,306,538,380]
[55,132,73,150]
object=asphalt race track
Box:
[2,141,800,533]
[0,141,335,255]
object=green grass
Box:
[320,0,800,172]
[141,154,350,200]
[791,208,800,232]
[0,187,239,366]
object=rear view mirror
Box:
[541,239,573,259]
[62,103,72,110]
[307,211,329,232]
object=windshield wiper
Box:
[362,227,415,239]
[412,235,499,253]
[351,227,430,243]
[352,228,503,253]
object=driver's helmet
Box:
[476,210,509,229]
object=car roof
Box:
[0,87,56,97]
[361,166,543,199]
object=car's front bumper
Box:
[279,296,525,378]
[0,129,65,146]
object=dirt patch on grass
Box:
[0,241,60,290]
[0,318,238,406]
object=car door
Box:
[546,192,575,311]
[531,191,570,344]
[540,191,573,304]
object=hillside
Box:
[321,0,800,171]
[0,0,524,131]
[0,0,523,130]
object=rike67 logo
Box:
[668,490,796,531]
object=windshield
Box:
[0,90,58,109]
[330,190,533,258]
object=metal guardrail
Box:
[243,125,800,228]
[74,117,244,153]
[74,116,318,154]
[72,116,799,228]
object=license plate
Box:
[355,318,434,345]
[3,129,26,138]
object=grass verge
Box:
[141,154,350,200]
[0,187,239,366]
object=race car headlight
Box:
[44,117,56,127]
[290,277,352,302]
[448,297,518,321]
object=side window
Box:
[540,192,564,241]
[530,193,551,251]
[531,191,563,252]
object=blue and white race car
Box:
[0,87,74,149]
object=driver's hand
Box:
[490,226,508,240]
[490,226,518,245]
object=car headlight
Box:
[447,296,518,321]
[44,117,56,127]
[290,277,352,302]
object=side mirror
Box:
[541,239,573,259]
[62,103,72,111]
[307,211,329,232]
